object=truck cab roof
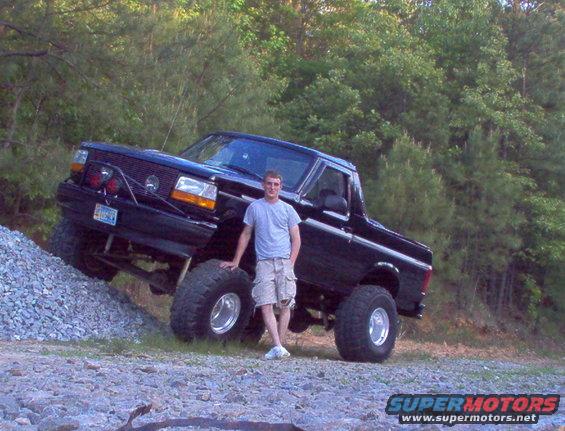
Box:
[216,131,357,172]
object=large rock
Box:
[0,395,20,420]
[37,416,80,431]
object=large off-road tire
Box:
[288,307,311,334]
[334,285,398,363]
[48,218,119,281]
[170,259,254,342]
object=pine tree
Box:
[365,135,454,279]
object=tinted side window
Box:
[304,167,349,209]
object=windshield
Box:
[181,135,314,191]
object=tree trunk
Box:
[296,1,306,58]
[497,267,508,316]
[522,59,528,98]
[506,263,513,310]
[10,186,22,222]
[3,85,26,149]
[488,270,497,312]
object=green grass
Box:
[285,344,340,361]
[39,345,100,359]
[408,325,500,349]
[76,334,252,357]
[401,376,418,385]
[503,365,564,378]
[390,350,435,363]
[468,365,563,382]
[136,333,249,356]
[35,332,342,362]
[35,333,255,360]
[371,374,392,385]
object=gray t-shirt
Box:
[243,198,301,261]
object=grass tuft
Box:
[133,333,248,356]
[390,350,435,363]
[72,333,252,358]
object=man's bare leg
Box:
[261,304,281,346]
[278,305,291,345]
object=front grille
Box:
[87,149,179,200]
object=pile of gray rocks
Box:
[0,225,163,342]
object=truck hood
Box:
[81,141,299,200]
[83,141,263,183]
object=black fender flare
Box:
[358,261,400,298]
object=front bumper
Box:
[56,182,217,258]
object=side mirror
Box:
[322,195,348,214]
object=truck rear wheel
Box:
[170,259,254,342]
[48,218,119,281]
[334,285,397,363]
[288,307,311,334]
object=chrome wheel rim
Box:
[210,293,241,334]
[369,307,389,346]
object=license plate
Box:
[93,203,118,226]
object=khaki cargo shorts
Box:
[252,258,297,308]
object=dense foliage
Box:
[1,0,562,336]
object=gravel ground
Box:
[0,225,163,341]
[0,225,563,430]
[0,341,563,431]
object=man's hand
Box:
[221,225,252,271]
[220,260,239,271]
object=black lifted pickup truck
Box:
[50,131,432,362]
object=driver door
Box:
[295,163,355,292]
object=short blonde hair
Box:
[263,170,282,183]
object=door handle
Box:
[341,226,353,234]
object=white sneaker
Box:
[265,346,282,360]
[279,346,291,358]
[264,346,291,360]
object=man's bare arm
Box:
[220,225,253,270]
[289,225,301,266]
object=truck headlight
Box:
[70,149,89,173]
[171,176,217,210]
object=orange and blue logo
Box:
[386,394,560,426]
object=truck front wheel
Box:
[334,285,398,363]
[170,259,254,342]
[48,218,119,281]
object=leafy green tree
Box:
[0,0,280,226]
[497,1,564,326]
[104,2,281,152]
[0,0,562,337]
[516,195,565,331]
[281,70,381,165]
[229,0,369,100]
[445,130,530,309]
[0,0,99,222]
[281,6,449,165]
[416,0,542,149]
[365,135,455,277]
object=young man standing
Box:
[220,170,301,359]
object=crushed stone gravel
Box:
[0,225,562,430]
[0,225,163,342]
